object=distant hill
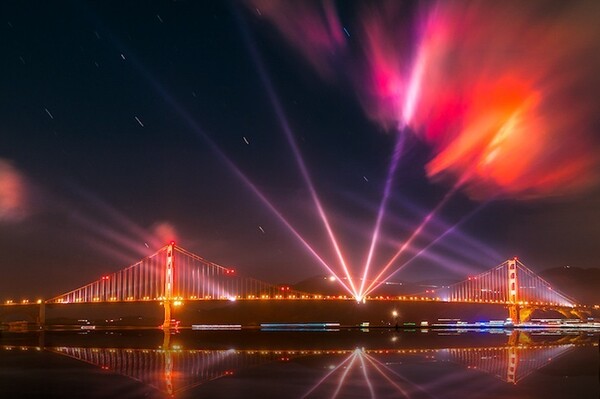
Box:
[540,266,600,305]
[292,276,459,297]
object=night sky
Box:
[2,1,600,300]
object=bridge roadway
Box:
[1,298,595,329]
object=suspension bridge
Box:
[1,242,589,327]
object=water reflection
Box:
[1,329,598,398]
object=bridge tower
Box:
[162,242,175,329]
[507,258,519,323]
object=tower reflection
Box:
[2,330,596,398]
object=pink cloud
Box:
[0,159,29,222]
[152,221,178,245]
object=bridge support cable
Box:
[434,258,579,322]
[45,243,311,306]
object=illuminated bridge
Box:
[3,243,588,326]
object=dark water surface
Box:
[1,328,598,398]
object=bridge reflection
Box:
[1,330,595,398]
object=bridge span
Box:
[1,243,593,328]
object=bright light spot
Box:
[173,300,183,307]
[228,297,237,302]
[392,310,398,317]
[328,276,336,282]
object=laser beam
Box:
[236,9,359,297]
[359,131,405,298]
[363,181,462,297]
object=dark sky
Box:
[1,1,599,300]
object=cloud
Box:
[246,0,347,80]
[411,1,600,199]
[152,221,178,245]
[247,0,600,199]
[0,159,29,222]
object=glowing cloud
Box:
[249,0,600,199]
[0,159,29,222]
[152,221,179,245]
[412,1,600,199]
[246,0,346,80]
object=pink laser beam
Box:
[387,201,492,276]
[331,351,360,399]
[238,15,359,297]
[359,131,405,298]
[300,352,356,399]
[357,351,376,399]
[364,352,427,397]
[364,181,462,297]
[89,19,356,296]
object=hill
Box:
[540,266,600,305]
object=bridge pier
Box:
[38,330,45,348]
[508,304,519,324]
[37,302,45,328]
[507,305,534,324]
[163,300,172,329]
[518,307,534,323]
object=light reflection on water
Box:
[0,329,598,398]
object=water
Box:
[1,328,598,398]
